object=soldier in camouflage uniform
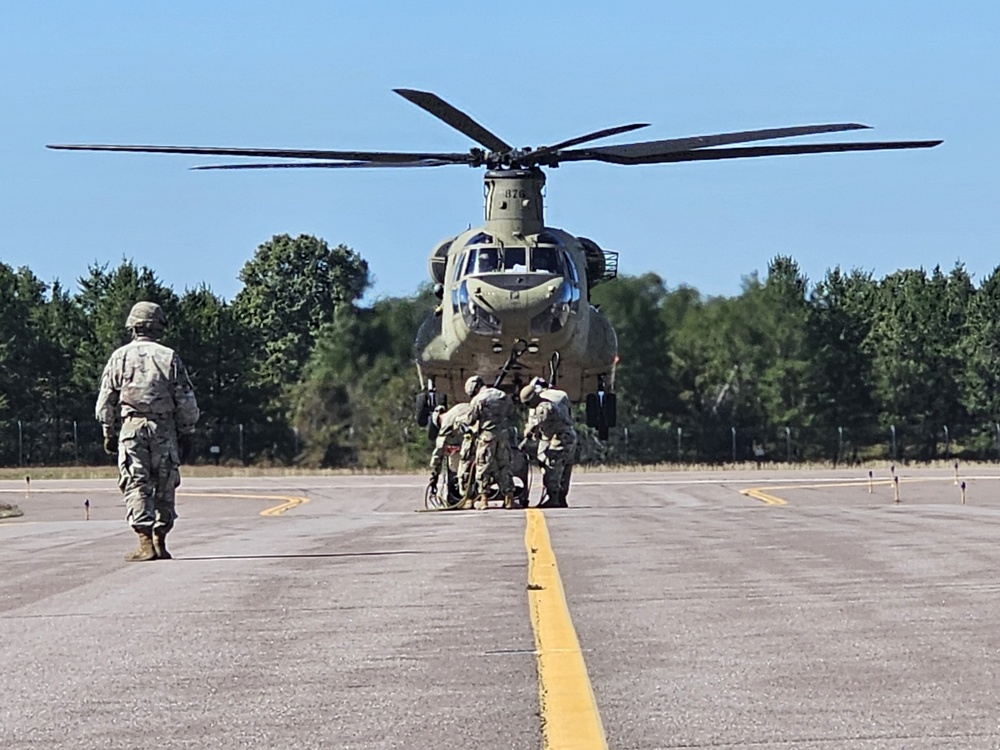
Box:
[465,375,515,509]
[96,302,200,561]
[427,402,472,492]
[520,382,577,508]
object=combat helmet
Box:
[126,301,167,337]
[464,375,484,397]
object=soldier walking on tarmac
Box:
[95,302,200,561]
[519,381,577,508]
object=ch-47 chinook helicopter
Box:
[48,89,941,438]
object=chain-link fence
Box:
[0,419,300,468]
[4,416,1000,468]
[588,420,1000,466]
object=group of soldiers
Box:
[427,373,578,509]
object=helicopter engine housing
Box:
[428,235,457,284]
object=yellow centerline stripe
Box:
[525,509,607,750]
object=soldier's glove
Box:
[103,433,118,455]
[428,472,439,487]
[517,438,528,452]
[178,434,194,464]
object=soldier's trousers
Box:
[117,416,180,533]
[539,434,578,500]
[474,429,514,497]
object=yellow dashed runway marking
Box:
[0,488,309,517]
[177,492,310,516]
[740,474,1000,505]
[740,487,788,505]
[525,509,607,750]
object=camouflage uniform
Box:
[523,387,577,507]
[428,403,472,481]
[466,385,515,501]
[96,302,199,560]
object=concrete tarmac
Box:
[2,466,1000,749]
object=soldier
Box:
[464,374,516,509]
[427,402,472,498]
[519,382,577,508]
[96,302,200,561]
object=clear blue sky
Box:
[2,1,996,303]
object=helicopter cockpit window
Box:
[562,251,579,283]
[530,245,563,274]
[502,247,527,272]
[465,232,493,246]
[465,247,500,275]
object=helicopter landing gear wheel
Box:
[416,380,447,438]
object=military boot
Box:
[124,529,157,562]
[152,529,172,560]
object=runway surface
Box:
[3,466,1000,749]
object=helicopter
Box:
[48,89,942,439]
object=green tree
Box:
[0,264,45,422]
[591,274,674,417]
[754,256,811,433]
[958,266,1000,455]
[865,265,971,458]
[289,309,365,467]
[33,280,91,463]
[172,286,267,463]
[0,264,47,463]
[289,289,438,469]
[233,234,370,393]
[805,267,878,460]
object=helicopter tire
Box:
[585,391,617,437]
[424,480,445,510]
[603,392,617,428]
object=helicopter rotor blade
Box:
[191,159,459,170]
[47,143,473,164]
[567,139,943,165]
[393,89,511,153]
[529,123,650,163]
[555,123,873,163]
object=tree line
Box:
[592,256,1000,464]
[1,234,998,467]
